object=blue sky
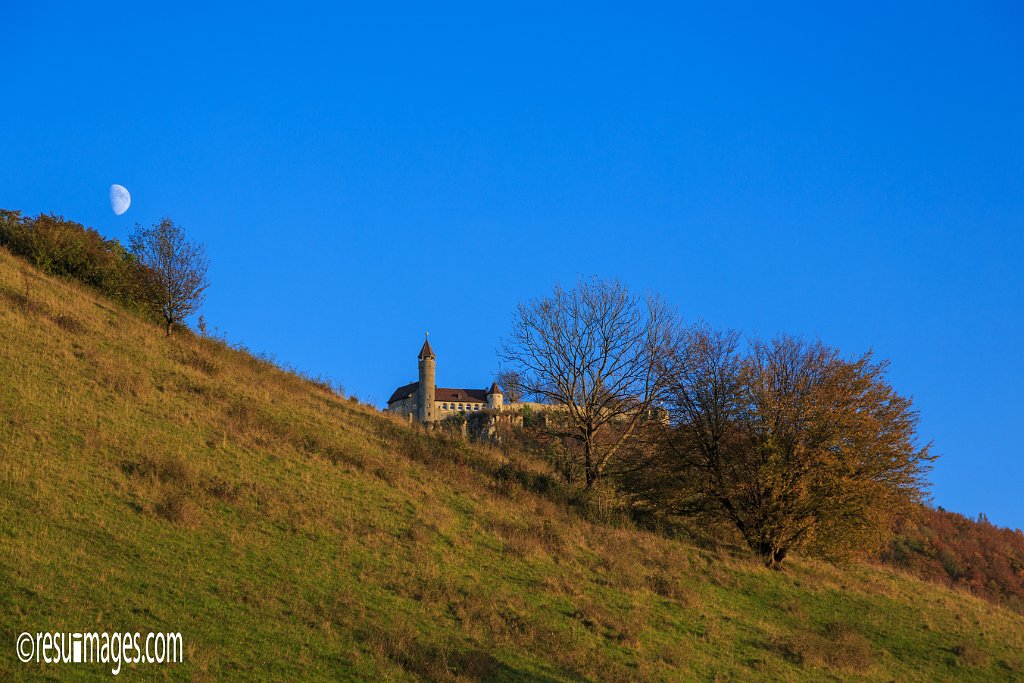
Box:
[2,2,1022,527]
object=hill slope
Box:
[1,246,1023,681]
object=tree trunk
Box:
[756,541,787,570]
[584,438,594,489]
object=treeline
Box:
[0,209,149,311]
[0,210,208,335]
[500,278,935,569]
[883,507,1024,613]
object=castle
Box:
[387,336,504,423]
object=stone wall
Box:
[466,410,523,443]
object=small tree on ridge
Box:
[129,217,209,336]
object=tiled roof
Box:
[387,381,418,404]
[435,387,488,403]
[386,382,490,405]
[487,382,501,395]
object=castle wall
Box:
[435,399,486,416]
[388,396,415,420]
[389,399,507,420]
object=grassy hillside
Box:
[1,245,1023,682]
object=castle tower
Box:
[417,334,436,423]
[486,381,503,410]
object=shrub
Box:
[770,622,873,672]
[52,312,85,333]
[155,489,200,527]
[951,642,989,667]
[881,506,1024,614]
[0,209,153,316]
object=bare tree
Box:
[655,328,935,569]
[500,278,681,488]
[495,369,523,403]
[129,217,209,336]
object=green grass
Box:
[1,245,1023,681]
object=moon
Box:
[109,184,131,215]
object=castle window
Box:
[441,404,447,410]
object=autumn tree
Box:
[653,328,934,569]
[500,278,681,488]
[129,217,209,336]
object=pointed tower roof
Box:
[418,334,435,360]
[487,381,501,395]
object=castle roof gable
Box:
[387,381,418,404]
